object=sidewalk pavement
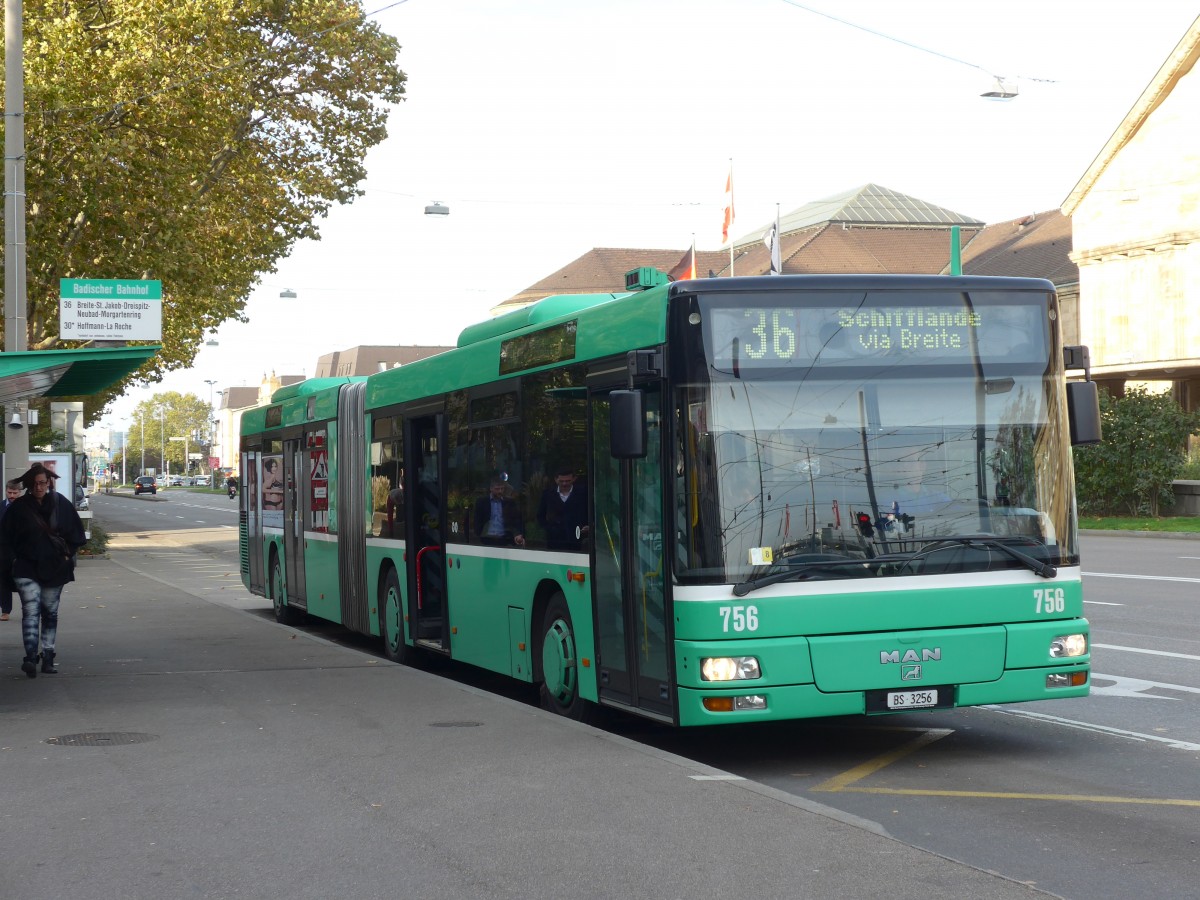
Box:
[2,545,1056,899]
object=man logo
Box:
[880,648,941,664]
[902,664,922,681]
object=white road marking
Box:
[1089,673,1200,698]
[985,705,1200,752]
[1093,643,1200,662]
[1085,571,1200,584]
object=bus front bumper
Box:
[676,665,1089,727]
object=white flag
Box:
[763,222,781,275]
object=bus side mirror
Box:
[610,390,646,459]
[1066,381,1102,446]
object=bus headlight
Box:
[1049,633,1088,658]
[700,656,761,681]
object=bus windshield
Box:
[672,287,1079,585]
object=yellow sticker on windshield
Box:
[749,546,774,566]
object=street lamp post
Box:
[121,428,127,487]
[158,406,166,477]
[136,412,145,478]
[204,379,218,478]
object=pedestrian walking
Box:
[0,463,87,678]
[0,478,23,620]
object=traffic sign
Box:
[59,279,163,341]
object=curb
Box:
[1080,528,1200,540]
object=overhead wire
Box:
[776,0,1058,85]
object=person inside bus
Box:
[537,466,589,550]
[385,469,405,537]
[473,476,525,547]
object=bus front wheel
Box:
[539,593,589,721]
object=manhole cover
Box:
[428,721,482,728]
[46,732,159,747]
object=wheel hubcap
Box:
[273,564,285,613]
[541,618,577,705]
[384,587,401,651]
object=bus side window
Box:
[370,418,404,539]
[520,366,587,548]
[464,422,521,546]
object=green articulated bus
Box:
[240,270,1102,727]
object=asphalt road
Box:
[89,492,1200,899]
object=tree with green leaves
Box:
[120,392,213,476]
[1,0,406,419]
[1073,386,1200,516]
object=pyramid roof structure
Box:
[737,183,983,249]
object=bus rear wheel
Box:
[271,554,297,625]
[539,593,589,721]
[379,568,414,664]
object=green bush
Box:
[82,519,110,556]
[1178,447,1200,480]
[1073,387,1200,516]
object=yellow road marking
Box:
[839,787,1200,807]
[810,726,1200,807]
[811,728,953,792]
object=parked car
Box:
[134,476,157,495]
[195,475,211,486]
[169,475,185,486]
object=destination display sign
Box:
[59,279,163,341]
[704,292,1049,370]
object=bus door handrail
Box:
[415,545,442,609]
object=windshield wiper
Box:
[732,557,884,597]
[919,536,1057,578]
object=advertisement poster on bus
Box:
[310,445,329,532]
[262,454,284,528]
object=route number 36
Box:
[719,605,759,632]
[1034,587,1065,614]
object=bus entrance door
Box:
[590,385,672,720]
[283,438,307,612]
[407,414,448,650]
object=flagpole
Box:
[691,234,697,280]
[728,159,734,276]
[775,202,781,275]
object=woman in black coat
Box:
[0,463,86,678]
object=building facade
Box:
[1063,16,1200,408]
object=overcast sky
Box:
[98,0,1198,433]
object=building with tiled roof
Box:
[498,248,732,311]
[494,184,993,314]
[959,209,1079,347]
[315,345,452,377]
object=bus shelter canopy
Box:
[0,345,160,405]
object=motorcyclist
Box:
[226,474,238,499]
